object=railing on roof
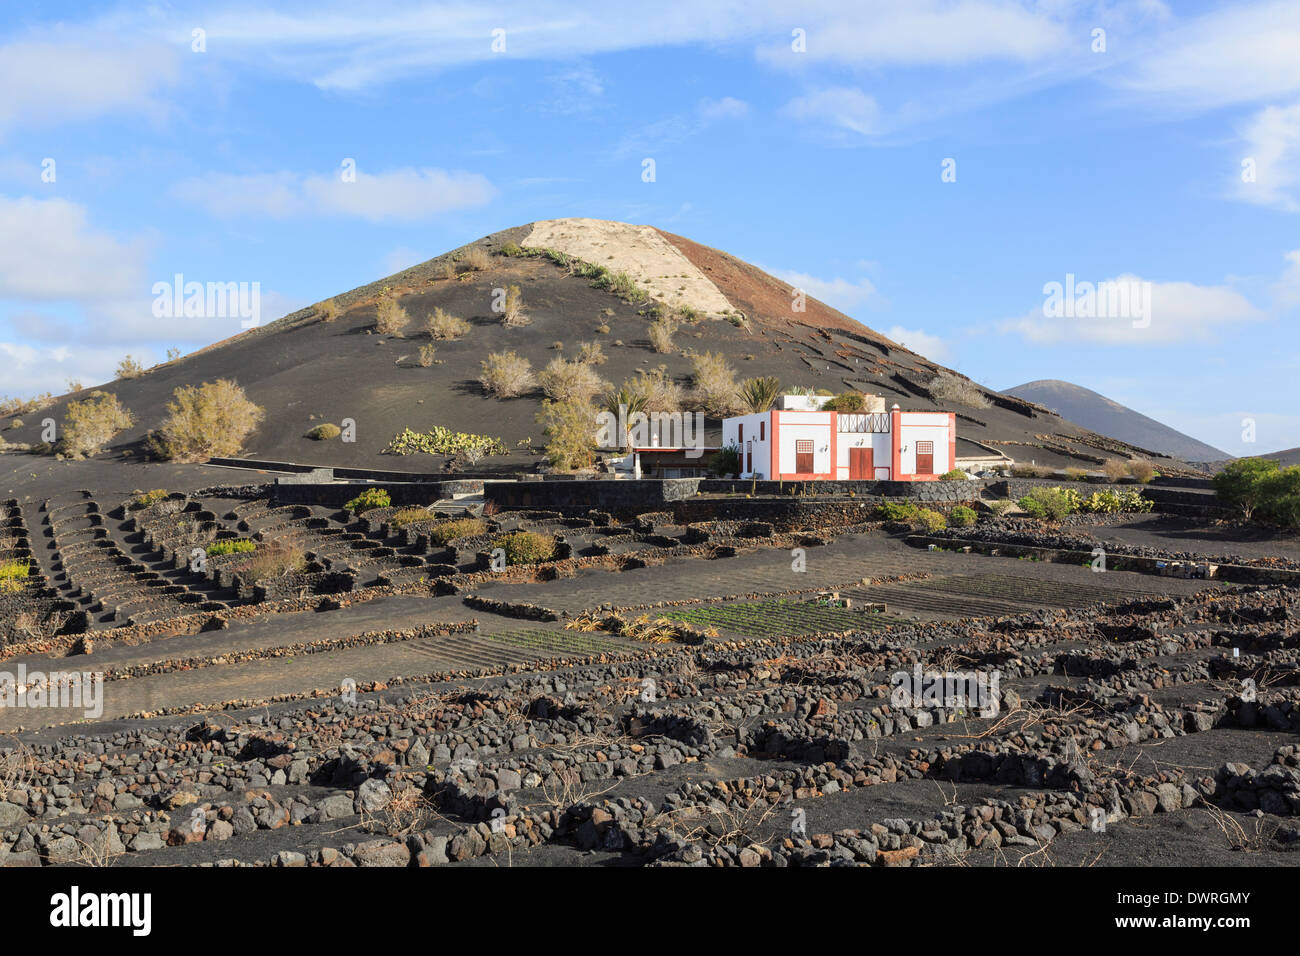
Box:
[837,413,891,433]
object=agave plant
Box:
[739,376,782,413]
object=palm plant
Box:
[739,376,782,414]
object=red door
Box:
[745,441,752,474]
[916,440,934,476]
[849,447,873,479]
[795,440,814,475]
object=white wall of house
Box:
[773,411,833,477]
[722,412,772,477]
[835,430,893,479]
[898,413,952,477]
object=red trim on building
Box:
[828,410,838,481]
[768,411,779,479]
[949,413,956,477]
[890,406,902,481]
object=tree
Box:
[1212,458,1279,519]
[537,400,597,470]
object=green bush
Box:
[306,423,341,441]
[206,539,257,556]
[427,517,487,545]
[709,444,742,476]
[0,559,30,592]
[130,489,169,510]
[989,499,1016,515]
[820,391,868,412]
[948,505,977,527]
[875,502,920,522]
[1079,490,1122,513]
[915,508,947,532]
[385,426,506,457]
[494,531,556,565]
[1017,487,1076,521]
[344,488,391,514]
[938,469,966,481]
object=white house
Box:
[721,398,955,481]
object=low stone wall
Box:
[270,481,477,508]
[698,478,983,501]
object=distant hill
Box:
[1003,380,1228,462]
[1261,447,1300,467]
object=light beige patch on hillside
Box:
[522,218,734,317]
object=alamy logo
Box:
[0,666,103,718]
[152,273,261,328]
[1042,273,1151,329]
[49,886,151,936]
[890,665,1000,717]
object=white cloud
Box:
[1234,102,1300,213]
[172,167,497,222]
[781,87,882,137]
[882,325,950,363]
[0,196,148,303]
[1276,250,1300,307]
[617,96,751,155]
[0,39,178,133]
[770,268,878,311]
[999,274,1266,345]
[382,246,426,275]
[1116,0,1300,111]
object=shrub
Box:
[427,517,487,545]
[237,542,306,583]
[927,372,990,409]
[989,499,1016,515]
[875,502,920,522]
[948,505,977,527]
[739,376,781,413]
[1,393,53,417]
[498,241,524,257]
[1126,459,1157,483]
[462,246,491,271]
[539,358,607,404]
[821,391,867,412]
[418,345,437,368]
[0,559,30,593]
[1102,459,1129,481]
[130,489,168,510]
[479,351,536,398]
[1065,467,1089,481]
[425,308,470,340]
[709,444,742,476]
[576,341,607,365]
[494,530,556,565]
[344,488,391,514]
[387,507,436,530]
[154,379,263,462]
[595,324,610,334]
[626,367,684,413]
[689,351,742,416]
[61,391,134,457]
[1254,464,1300,529]
[206,539,256,556]
[1017,487,1076,521]
[537,399,597,471]
[1078,490,1121,513]
[500,285,529,327]
[938,468,966,481]
[648,316,677,353]
[116,356,145,380]
[1011,462,1053,478]
[316,298,340,322]
[374,296,410,336]
[306,423,342,440]
[914,508,947,532]
[385,426,506,457]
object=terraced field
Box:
[0,480,1293,875]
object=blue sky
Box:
[2,0,1297,455]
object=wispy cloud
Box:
[172,166,498,222]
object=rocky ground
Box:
[0,477,1296,869]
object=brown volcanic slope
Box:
[0,219,1200,477]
